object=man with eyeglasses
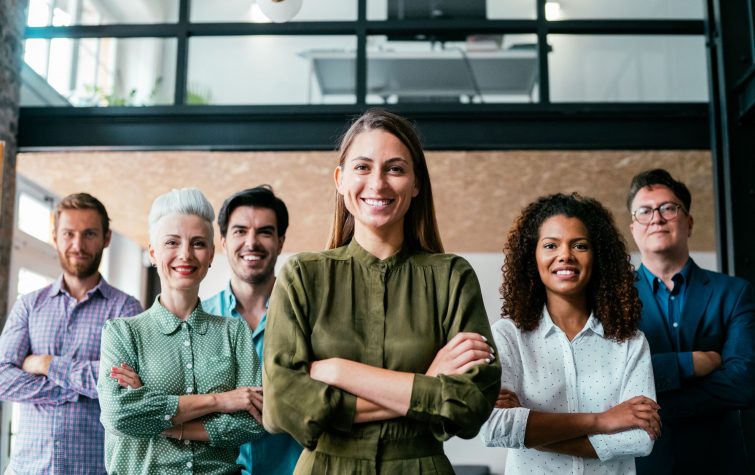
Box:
[627,168,755,475]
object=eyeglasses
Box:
[632,202,686,224]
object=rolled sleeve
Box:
[481,407,530,448]
[589,428,653,461]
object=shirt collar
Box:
[224,281,238,310]
[640,259,692,293]
[151,296,210,335]
[346,238,411,269]
[50,274,111,300]
[225,281,270,314]
[538,306,604,339]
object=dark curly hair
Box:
[501,193,641,342]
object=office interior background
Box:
[1,0,754,473]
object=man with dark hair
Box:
[0,192,142,475]
[627,169,755,474]
[204,185,301,475]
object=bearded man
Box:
[0,192,142,475]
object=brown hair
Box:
[626,168,691,212]
[54,192,111,235]
[326,108,443,253]
[501,193,641,342]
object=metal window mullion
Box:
[174,0,190,105]
[537,0,550,104]
[356,0,367,106]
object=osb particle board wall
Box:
[18,150,713,253]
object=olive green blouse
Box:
[98,298,264,475]
[263,240,501,474]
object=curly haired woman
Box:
[482,193,659,475]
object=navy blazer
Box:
[635,259,755,475]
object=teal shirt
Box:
[204,284,303,475]
[98,297,265,475]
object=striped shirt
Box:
[0,275,142,475]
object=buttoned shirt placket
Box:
[180,320,196,471]
[554,326,586,475]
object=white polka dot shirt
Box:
[482,307,656,475]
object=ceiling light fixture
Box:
[257,0,303,23]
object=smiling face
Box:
[221,206,284,286]
[335,129,419,240]
[629,184,692,258]
[536,214,594,301]
[53,208,111,279]
[149,213,214,293]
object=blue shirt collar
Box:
[640,258,693,293]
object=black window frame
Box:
[18,0,710,151]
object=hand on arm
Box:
[426,332,495,377]
[692,351,721,377]
[110,364,263,424]
[512,392,660,448]
[22,354,53,376]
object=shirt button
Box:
[186,386,193,393]
[186,462,193,468]
[673,322,679,328]
[186,363,193,369]
[184,439,191,446]
[183,340,190,347]
[671,296,676,300]
[164,415,171,421]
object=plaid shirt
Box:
[0,276,142,475]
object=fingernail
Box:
[486,358,491,364]
[481,336,488,342]
[489,353,496,360]
[489,346,495,353]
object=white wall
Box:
[101,231,148,306]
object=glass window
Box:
[369,0,535,21]
[22,38,177,107]
[544,0,704,20]
[26,0,179,26]
[17,192,52,243]
[548,35,708,102]
[191,0,357,23]
[366,34,539,104]
[16,268,55,300]
[187,36,357,105]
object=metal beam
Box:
[18,104,708,151]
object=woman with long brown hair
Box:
[263,109,501,474]
[482,193,659,474]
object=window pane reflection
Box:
[366,34,539,104]
[22,38,177,107]
[545,0,703,21]
[26,0,178,26]
[188,36,357,105]
[549,35,708,102]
